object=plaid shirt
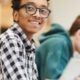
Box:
[0,23,38,80]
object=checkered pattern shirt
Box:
[0,23,38,80]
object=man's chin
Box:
[28,29,40,34]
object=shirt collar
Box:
[11,22,35,48]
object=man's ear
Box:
[13,11,19,22]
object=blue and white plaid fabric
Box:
[0,23,38,80]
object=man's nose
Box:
[33,9,41,17]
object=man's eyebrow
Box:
[21,2,34,6]
[40,5,48,8]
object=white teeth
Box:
[29,21,40,28]
[31,21,39,24]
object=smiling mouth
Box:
[31,21,41,25]
[29,20,42,25]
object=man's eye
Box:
[40,9,48,14]
[26,5,35,11]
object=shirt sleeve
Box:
[36,38,71,80]
[1,38,29,80]
[48,40,71,79]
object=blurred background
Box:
[0,0,13,33]
[49,0,80,30]
[0,0,80,42]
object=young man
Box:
[35,15,80,80]
[0,0,51,80]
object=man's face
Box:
[75,30,80,53]
[76,38,80,53]
[13,0,49,35]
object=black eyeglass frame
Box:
[18,3,51,18]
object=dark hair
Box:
[47,0,50,1]
[12,0,21,10]
[69,15,80,36]
[12,0,50,10]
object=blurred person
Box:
[35,15,80,80]
[69,15,80,55]
[59,15,80,80]
[35,23,73,80]
[0,0,51,80]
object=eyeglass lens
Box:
[19,2,51,18]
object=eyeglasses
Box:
[19,2,51,18]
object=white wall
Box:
[49,0,80,30]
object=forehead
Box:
[20,0,48,7]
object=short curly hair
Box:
[12,0,21,10]
[12,0,50,10]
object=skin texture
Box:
[72,29,80,53]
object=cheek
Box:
[77,41,80,51]
[19,14,27,21]
[78,42,80,48]
[41,18,47,25]
[42,19,49,27]
[18,13,29,26]
[18,10,29,21]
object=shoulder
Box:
[0,29,22,46]
[42,35,69,46]
[37,35,71,52]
